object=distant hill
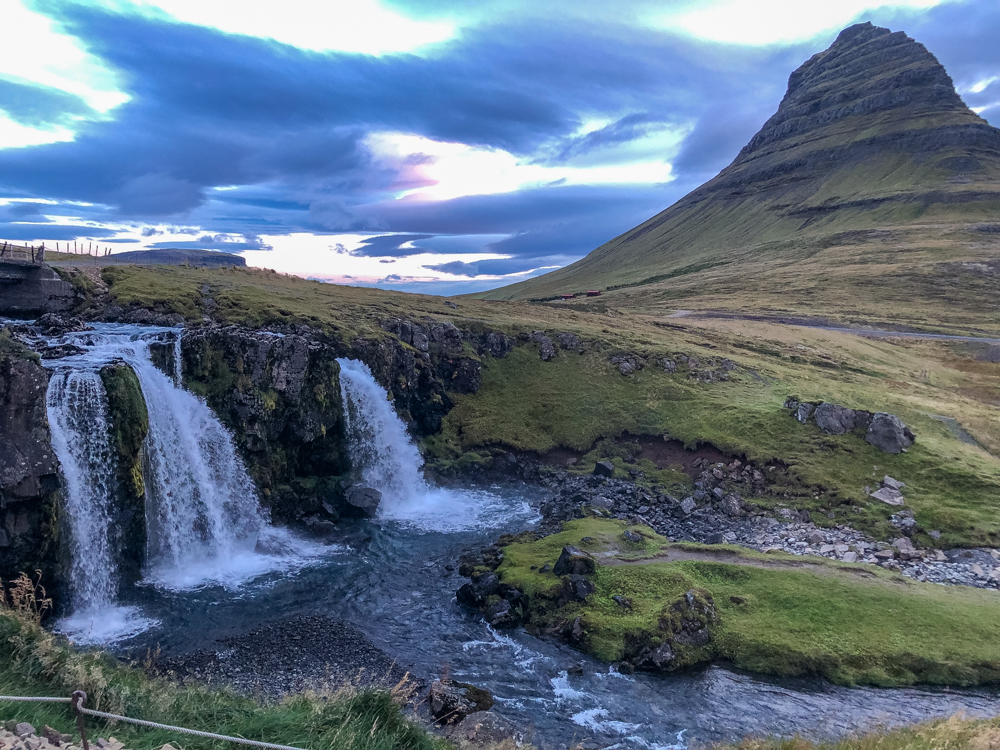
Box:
[482,23,1000,332]
[50,248,247,268]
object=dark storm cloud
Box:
[148,233,272,250]
[0,202,52,221]
[0,79,93,127]
[1,2,805,224]
[0,223,119,241]
[349,234,435,257]
[423,256,568,277]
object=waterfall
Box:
[45,371,119,612]
[172,329,183,385]
[40,324,326,642]
[336,358,532,532]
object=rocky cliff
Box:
[0,330,62,596]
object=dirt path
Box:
[596,546,894,582]
[664,311,1000,344]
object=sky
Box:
[1,0,998,295]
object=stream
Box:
[19,323,1000,749]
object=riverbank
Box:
[458,516,1000,687]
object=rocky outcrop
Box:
[428,680,495,725]
[99,362,149,588]
[0,330,61,597]
[181,327,351,524]
[785,398,915,453]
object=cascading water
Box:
[39,324,325,641]
[336,358,533,532]
[45,372,122,620]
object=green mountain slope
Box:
[482,23,1000,331]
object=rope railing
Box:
[0,692,305,750]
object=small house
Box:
[585,290,602,297]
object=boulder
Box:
[893,537,919,560]
[593,461,615,478]
[721,495,743,517]
[680,496,697,515]
[795,402,814,423]
[429,680,495,724]
[814,402,858,434]
[529,332,556,361]
[870,486,905,506]
[883,475,905,490]
[484,598,520,628]
[553,545,595,576]
[866,413,915,453]
[456,572,500,608]
[610,353,644,376]
[623,529,644,543]
[345,485,381,516]
[635,641,675,670]
[659,358,677,373]
[450,711,525,748]
[15,724,36,738]
[559,574,596,603]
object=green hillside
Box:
[481,23,1000,333]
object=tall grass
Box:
[0,575,446,750]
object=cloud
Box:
[349,233,435,257]
[0,79,93,128]
[0,223,119,241]
[147,233,272,250]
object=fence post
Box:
[71,691,90,750]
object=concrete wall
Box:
[0,261,74,316]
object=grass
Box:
[496,519,1000,687]
[0,601,443,750]
[707,714,1000,750]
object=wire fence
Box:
[0,692,305,750]
[0,242,45,264]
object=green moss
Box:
[0,329,39,364]
[496,519,1000,687]
[99,363,149,586]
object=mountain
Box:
[483,23,1000,332]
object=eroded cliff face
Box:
[176,320,513,523]
[0,335,61,595]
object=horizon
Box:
[1,0,999,296]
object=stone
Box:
[560,574,596,603]
[610,353,644,376]
[819,544,836,554]
[711,487,725,499]
[456,572,500,608]
[529,332,556,361]
[659,358,677,373]
[623,530,644,543]
[866,412,916,453]
[680,496,697,515]
[636,641,675,670]
[450,711,525,748]
[893,537,919,560]
[990,568,1000,582]
[870,486,905,506]
[15,725,36,739]
[874,549,896,560]
[795,402,814,423]
[842,551,859,562]
[992,549,1000,561]
[813,402,858,434]
[41,728,63,747]
[972,563,986,578]
[593,461,615,478]
[345,485,382,517]
[553,546,595,576]
[429,680,495,724]
[808,530,826,545]
[484,598,520,628]
[883,475,905,490]
[612,595,632,609]
[721,495,743,517]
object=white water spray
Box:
[336,358,533,532]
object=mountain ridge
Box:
[481,22,1000,332]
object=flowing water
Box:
[26,332,1000,747]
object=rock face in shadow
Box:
[180,327,352,524]
[0,333,62,598]
[99,362,149,590]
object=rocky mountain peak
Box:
[737,22,974,161]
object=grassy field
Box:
[47,263,1000,548]
[708,714,1000,750]
[496,519,1000,687]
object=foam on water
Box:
[336,357,535,533]
[54,605,158,646]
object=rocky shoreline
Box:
[151,614,415,699]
